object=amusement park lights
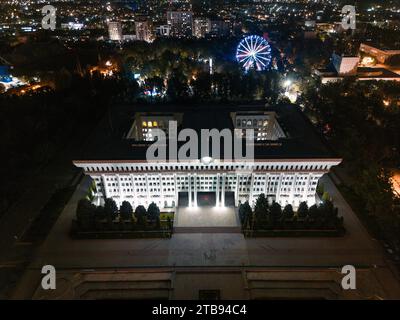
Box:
[236,35,272,71]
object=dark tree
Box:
[240,201,253,228]
[166,69,189,100]
[270,202,282,223]
[254,194,268,213]
[297,201,309,218]
[135,205,147,226]
[309,204,319,220]
[76,199,96,229]
[147,202,161,221]
[95,205,106,220]
[192,71,211,99]
[283,204,294,219]
[104,198,118,222]
[120,201,133,220]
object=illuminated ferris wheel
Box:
[236,35,272,71]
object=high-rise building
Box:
[209,19,230,37]
[167,11,193,37]
[193,17,211,38]
[108,21,123,41]
[135,19,153,42]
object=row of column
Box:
[100,172,318,208]
[187,173,227,207]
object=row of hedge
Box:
[72,198,173,238]
[239,194,345,237]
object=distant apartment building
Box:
[108,21,122,41]
[193,17,211,38]
[135,19,153,42]
[167,11,193,37]
[209,19,230,37]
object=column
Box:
[249,173,254,205]
[264,173,269,195]
[130,174,136,207]
[216,173,220,207]
[304,173,312,203]
[235,173,240,207]
[276,172,283,204]
[145,173,150,205]
[116,174,122,202]
[194,174,198,207]
[221,173,226,207]
[159,173,163,208]
[188,174,192,207]
[174,173,178,207]
[290,173,298,206]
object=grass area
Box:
[160,212,174,228]
[22,186,75,243]
[160,212,174,220]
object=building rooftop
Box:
[75,104,339,162]
[317,65,400,79]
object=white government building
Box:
[73,105,341,210]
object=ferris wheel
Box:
[236,35,272,71]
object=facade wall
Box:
[108,22,122,41]
[74,159,341,209]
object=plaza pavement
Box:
[12,174,400,298]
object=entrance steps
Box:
[173,206,241,233]
[174,226,242,233]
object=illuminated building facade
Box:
[167,11,193,37]
[108,21,123,41]
[73,105,341,211]
[135,19,153,42]
[193,17,211,38]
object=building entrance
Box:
[178,192,235,207]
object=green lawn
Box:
[160,212,174,228]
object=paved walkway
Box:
[174,206,239,228]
